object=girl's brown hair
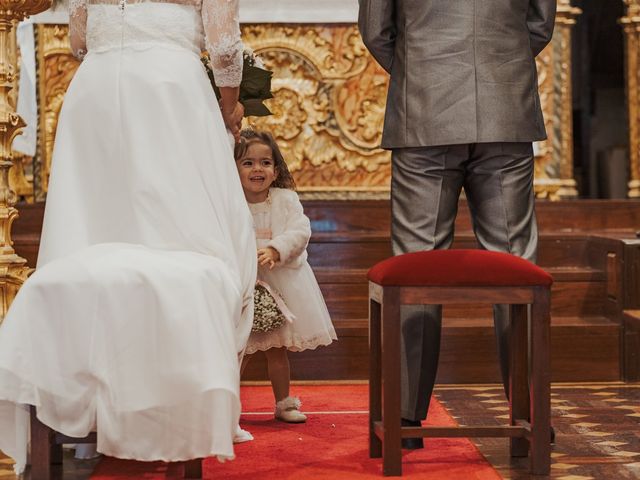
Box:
[234,129,296,190]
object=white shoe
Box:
[275,396,307,423]
[74,444,100,460]
[233,425,254,443]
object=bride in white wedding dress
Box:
[0,0,256,473]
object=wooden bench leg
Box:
[51,443,63,466]
[369,297,383,459]
[509,304,530,457]
[30,406,53,480]
[530,287,551,475]
[382,289,402,476]
[183,459,202,479]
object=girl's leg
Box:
[264,347,290,401]
[264,347,306,423]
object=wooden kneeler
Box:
[29,407,203,479]
[367,250,553,477]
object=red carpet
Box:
[90,385,501,479]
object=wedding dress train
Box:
[0,0,256,472]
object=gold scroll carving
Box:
[35,24,80,201]
[621,0,640,198]
[242,25,391,200]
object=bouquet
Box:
[252,280,295,333]
[202,49,274,117]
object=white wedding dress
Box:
[0,0,256,473]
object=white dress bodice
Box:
[70,0,243,86]
[248,199,272,250]
[86,3,205,55]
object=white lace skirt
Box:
[0,45,256,472]
[246,262,337,355]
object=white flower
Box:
[252,284,286,333]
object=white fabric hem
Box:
[245,333,337,355]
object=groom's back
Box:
[377,0,555,148]
[399,0,531,55]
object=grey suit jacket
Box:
[358,0,556,148]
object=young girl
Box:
[235,129,337,423]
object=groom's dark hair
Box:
[234,129,297,190]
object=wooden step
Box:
[13,199,640,237]
[330,315,618,332]
[308,233,596,269]
[12,222,612,271]
[303,199,640,233]
[242,316,620,383]
[438,316,620,383]
[316,265,607,321]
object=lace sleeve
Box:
[69,0,88,60]
[202,0,243,88]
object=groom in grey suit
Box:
[358,0,556,448]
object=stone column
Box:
[621,0,640,198]
[0,0,50,322]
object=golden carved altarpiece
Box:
[15,0,640,203]
[27,16,582,201]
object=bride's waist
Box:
[86,3,204,55]
[87,39,201,56]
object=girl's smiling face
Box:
[236,142,278,203]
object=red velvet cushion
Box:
[368,250,553,287]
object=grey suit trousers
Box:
[391,142,538,421]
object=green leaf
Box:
[202,51,274,117]
[241,98,273,117]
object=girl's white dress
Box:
[0,0,257,473]
[246,188,336,354]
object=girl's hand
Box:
[257,247,280,270]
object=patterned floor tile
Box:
[611,451,640,458]
[595,441,629,447]
[556,476,595,480]
[437,383,640,480]
[552,463,579,470]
